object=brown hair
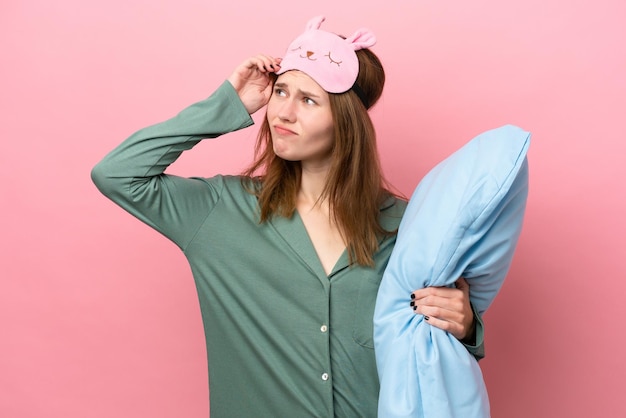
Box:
[242,48,397,267]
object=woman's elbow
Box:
[90,159,117,197]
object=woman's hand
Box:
[227,55,282,115]
[410,277,476,343]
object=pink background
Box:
[2,1,625,417]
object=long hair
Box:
[242,48,398,267]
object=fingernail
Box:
[410,293,415,299]
[410,301,415,306]
[424,316,430,321]
[413,306,417,311]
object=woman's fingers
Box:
[227,55,283,114]
[255,55,282,72]
[243,54,281,74]
[410,279,474,340]
[228,55,278,90]
[412,290,465,322]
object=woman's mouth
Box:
[273,125,297,136]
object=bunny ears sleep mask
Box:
[276,16,376,95]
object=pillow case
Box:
[374,125,530,418]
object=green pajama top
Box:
[92,81,484,417]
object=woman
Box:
[92,16,483,418]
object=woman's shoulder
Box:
[379,193,408,230]
[224,175,262,195]
[380,193,408,213]
[193,174,260,199]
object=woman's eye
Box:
[274,88,286,97]
[304,97,316,105]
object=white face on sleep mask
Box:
[276,15,376,93]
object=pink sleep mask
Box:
[276,16,376,93]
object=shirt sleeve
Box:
[461,302,485,360]
[91,81,254,249]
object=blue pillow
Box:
[374,125,530,418]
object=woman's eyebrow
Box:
[274,82,320,98]
[299,89,320,98]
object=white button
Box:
[321,373,329,381]
[320,325,328,333]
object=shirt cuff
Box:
[461,302,485,361]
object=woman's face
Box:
[267,71,334,169]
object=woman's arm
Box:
[91,55,284,248]
[91,81,254,249]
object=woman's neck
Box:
[298,163,331,208]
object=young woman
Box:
[92,16,483,418]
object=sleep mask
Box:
[276,16,376,94]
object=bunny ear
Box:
[345,28,376,50]
[305,15,326,30]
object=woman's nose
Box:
[278,99,296,122]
